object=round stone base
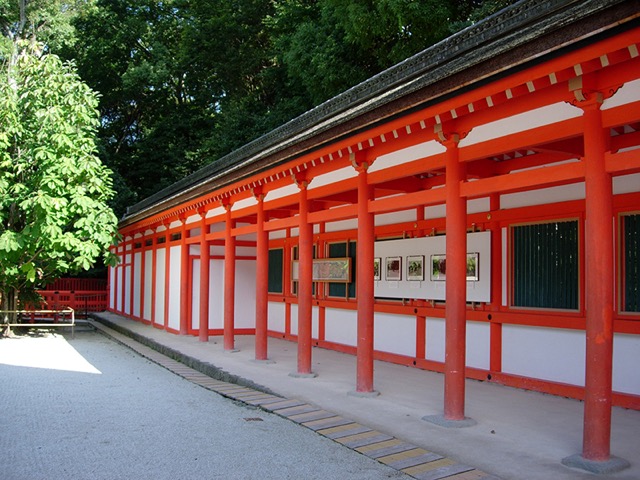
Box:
[422,414,477,428]
[562,454,630,474]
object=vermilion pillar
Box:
[443,134,469,423]
[179,218,189,335]
[224,204,237,351]
[150,228,158,326]
[354,158,377,394]
[255,192,270,361]
[292,178,316,377]
[562,88,627,474]
[582,97,614,462]
[139,233,147,323]
[199,213,210,342]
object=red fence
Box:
[21,278,109,321]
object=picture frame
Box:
[291,258,352,282]
[386,256,402,281]
[373,257,381,281]
[431,254,446,281]
[466,252,479,281]
[407,255,424,281]
[430,253,479,281]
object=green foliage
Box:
[0,43,119,306]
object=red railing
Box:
[19,278,109,321]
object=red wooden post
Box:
[139,232,147,323]
[255,191,270,360]
[223,204,237,351]
[353,154,377,395]
[293,177,316,377]
[163,228,171,330]
[562,86,628,474]
[150,228,158,326]
[199,213,210,342]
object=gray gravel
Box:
[0,331,409,480]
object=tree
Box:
[0,1,119,331]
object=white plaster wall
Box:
[191,259,200,331]
[459,102,581,147]
[168,245,181,331]
[234,260,257,329]
[210,259,224,329]
[374,313,416,357]
[268,302,286,333]
[133,252,142,317]
[115,266,122,311]
[325,218,358,233]
[109,266,115,309]
[143,250,153,321]
[613,172,640,195]
[501,181,585,209]
[124,257,131,314]
[467,321,490,370]
[154,248,166,325]
[309,166,354,190]
[613,333,640,395]
[290,304,298,335]
[324,308,357,346]
[375,209,415,227]
[502,325,585,386]
[369,140,445,173]
[267,183,299,202]
[374,231,491,302]
[426,317,445,363]
[602,78,640,109]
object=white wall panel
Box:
[613,333,640,395]
[168,245,181,331]
[324,308,357,346]
[502,325,585,386]
[124,264,131,314]
[426,317,445,363]
[325,218,358,233]
[268,302,286,333]
[210,259,224,329]
[154,248,165,325]
[466,321,490,370]
[234,260,256,329]
[143,250,153,321]
[290,304,298,335]
[309,166,354,190]
[375,209,415,227]
[613,172,640,195]
[374,313,416,357]
[133,252,142,317]
[460,102,581,147]
[109,266,116,309]
[369,140,445,173]
[500,182,585,209]
[191,259,200,331]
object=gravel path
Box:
[0,331,408,480]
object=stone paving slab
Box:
[89,318,501,480]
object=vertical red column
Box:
[255,191,270,361]
[353,155,377,395]
[128,234,135,317]
[199,212,210,342]
[562,87,627,474]
[223,204,237,351]
[489,194,502,374]
[292,177,316,377]
[179,218,189,335]
[444,135,469,423]
[424,131,474,428]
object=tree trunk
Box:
[1,288,18,337]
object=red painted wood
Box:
[180,220,189,335]
[224,206,236,350]
[297,182,314,375]
[582,96,615,462]
[356,161,375,392]
[199,214,210,342]
[444,135,468,421]
[255,194,269,360]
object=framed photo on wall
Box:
[386,256,402,281]
[430,254,446,281]
[466,252,479,281]
[407,255,424,281]
[373,257,381,281]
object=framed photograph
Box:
[407,255,424,281]
[373,257,381,281]
[386,256,402,281]
[431,254,446,281]
[466,252,479,281]
[313,258,351,282]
